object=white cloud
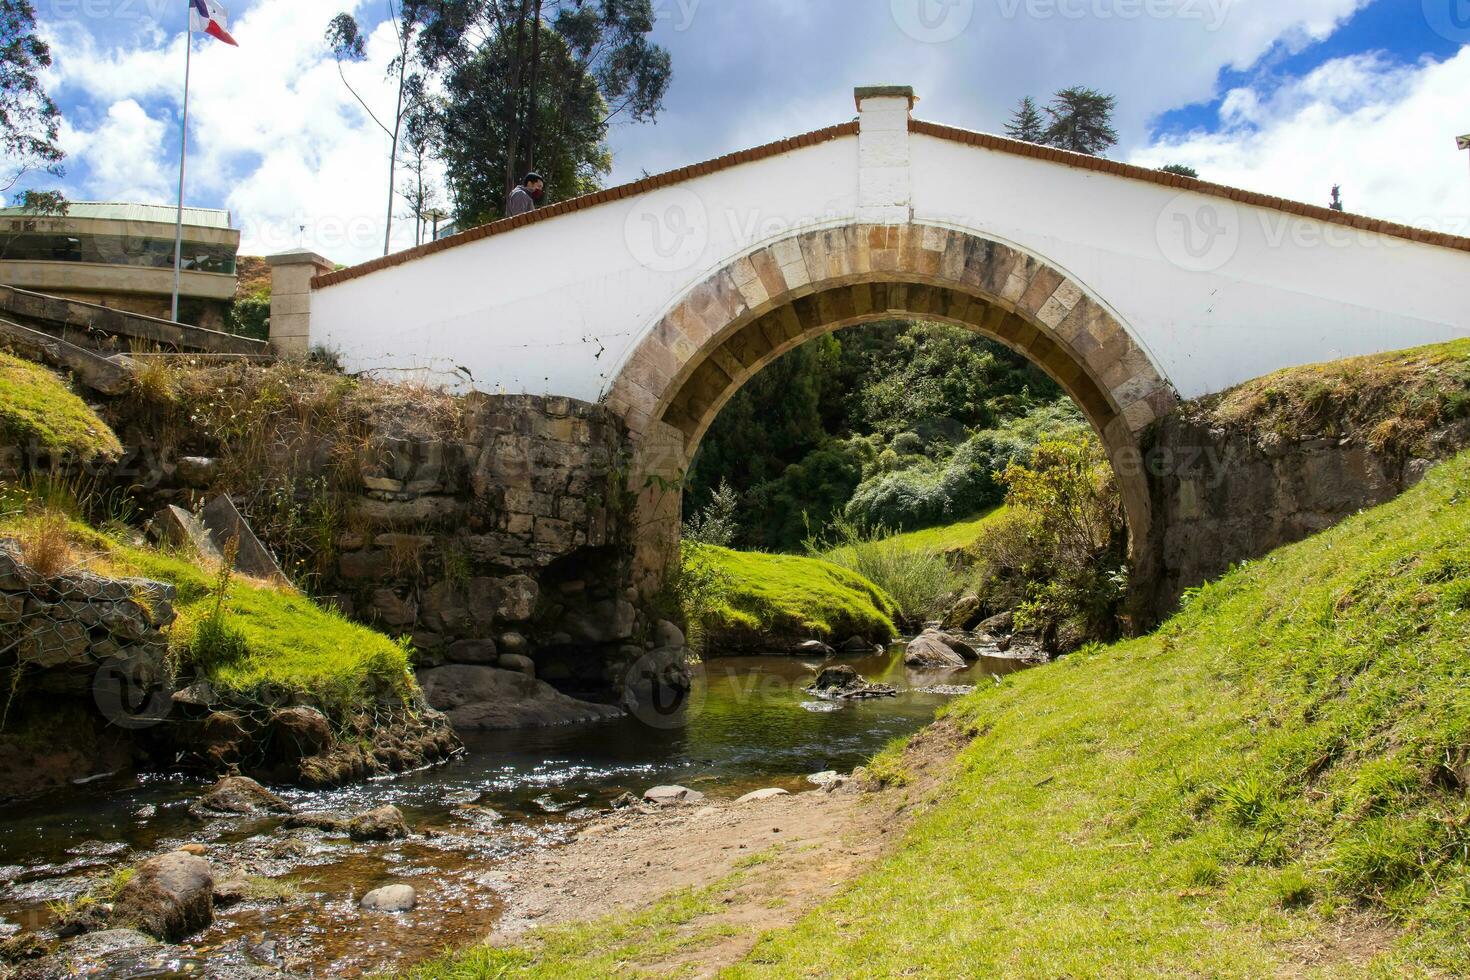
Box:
[1131,48,1470,234]
[59,98,171,201]
[43,0,441,262]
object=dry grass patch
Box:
[1198,338,1470,453]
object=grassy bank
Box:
[1,509,413,722]
[696,545,899,647]
[0,352,121,458]
[1196,336,1470,452]
[420,450,1470,975]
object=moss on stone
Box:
[0,352,121,458]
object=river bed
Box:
[0,644,1030,976]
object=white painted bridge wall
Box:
[307,101,1470,406]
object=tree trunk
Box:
[382,36,409,256]
[522,1,542,175]
[503,0,531,202]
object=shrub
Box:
[969,432,1127,648]
[844,430,1027,533]
[739,442,864,551]
[683,478,738,547]
[814,517,957,627]
[664,541,735,656]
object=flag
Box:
[190,0,238,46]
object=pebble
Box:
[643,785,706,805]
[360,884,417,912]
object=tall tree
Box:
[419,0,670,221]
[1004,96,1046,144]
[0,0,63,194]
[326,2,428,255]
[1329,184,1344,211]
[436,23,610,224]
[1043,87,1118,156]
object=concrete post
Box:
[854,85,916,225]
[265,249,333,356]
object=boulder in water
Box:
[978,611,1015,637]
[110,852,214,941]
[418,665,622,730]
[943,594,983,631]
[285,804,410,841]
[903,632,967,669]
[643,785,705,806]
[805,664,897,700]
[189,776,290,818]
[796,639,836,658]
[360,884,417,912]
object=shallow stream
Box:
[0,644,1030,975]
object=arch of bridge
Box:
[606,222,1179,565]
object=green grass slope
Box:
[699,545,899,646]
[0,351,121,458]
[2,512,413,722]
[735,450,1470,976]
[411,450,1470,976]
[123,540,415,719]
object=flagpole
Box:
[170,2,192,323]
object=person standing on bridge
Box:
[506,172,545,218]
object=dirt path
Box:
[477,722,970,974]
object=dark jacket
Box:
[506,185,536,218]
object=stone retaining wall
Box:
[100,387,655,702]
[1143,414,1470,614]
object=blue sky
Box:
[27,0,1470,261]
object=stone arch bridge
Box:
[268,86,1470,599]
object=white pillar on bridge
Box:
[855,85,916,225]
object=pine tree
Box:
[1043,87,1119,156]
[1329,185,1344,212]
[1160,164,1198,179]
[1004,96,1046,144]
